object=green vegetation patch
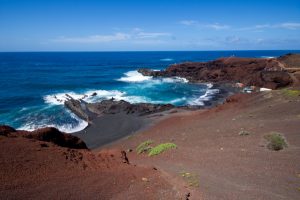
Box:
[148,143,177,156]
[136,140,154,154]
[239,130,250,136]
[282,89,300,97]
[264,132,287,151]
[180,171,200,187]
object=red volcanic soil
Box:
[108,91,300,200]
[0,128,186,199]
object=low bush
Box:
[136,140,153,154]
[264,132,287,151]
[282,89,300,97]
[148,143,177,156]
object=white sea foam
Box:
[261,56,275,59]
[18,113,88,133]
[162,77,189,83]
[170,97,187,104]
[206,83,213,88]
[117,70,153,82]
[160,58,174,62]
[117,70,189,84]
[43,90,125,105]
[188,85,219,106]
[44,92,83,105]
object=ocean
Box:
[0,50,299,133]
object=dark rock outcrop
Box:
[0,125,88,149]
[64,98,174,121]
[0,125,16,136]
[26,127,88,149]
[64,94,97,122]
[139,56,294,89]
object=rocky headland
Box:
[138,55,296,89]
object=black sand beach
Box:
[73,113,146,149]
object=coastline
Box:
[70,83,237,149]
[1,53,300,199]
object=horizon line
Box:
[1,49,300,53]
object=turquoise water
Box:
[0,51,299,132]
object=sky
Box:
[0,0,300,51]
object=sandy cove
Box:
[102,90,300,200]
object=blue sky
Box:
[0,0,300,51]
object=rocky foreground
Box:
[0,126,185,199]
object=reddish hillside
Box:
[0,126,185,199]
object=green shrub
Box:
[239,130,250,136]
[136,140,153,154]
[282,89,300,97]
[148,143,177,156]
[264,132,287,151]
[180,171,199,187]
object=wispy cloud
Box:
[205,23,230,30]
[179,20,198,26]
[52,29,172,44]
[179,20,230,30]
[53,33,130,43]
[136,32,171,39]
[277,23,300,30]
[180,20,300,31]
[239,22,300,31]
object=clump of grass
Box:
[148,143,177,156]
[136,140,153,154]
[264,132,287,151]
[180,171,199,187]
[239,130,250,136]
[282,89,300,97]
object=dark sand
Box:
[73,114,146,149]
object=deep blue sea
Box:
[0,50,299,132]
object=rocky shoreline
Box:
[64,83,236,148]
[138,56,294,89]
[61,54,299,149]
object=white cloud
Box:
[206,23,230,30]
[179,20,230,30]
[239,22,300,31]
[53,33,131,43]
[52,29,172,44]
[277,23,300,30]
[132,27,143,32]
[225,36,242,43]
[179,20,198,26]
[136,32,171,39]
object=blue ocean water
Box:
[0,50,299,132]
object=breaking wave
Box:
[18,112,88,133]
[117,70,188,84]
